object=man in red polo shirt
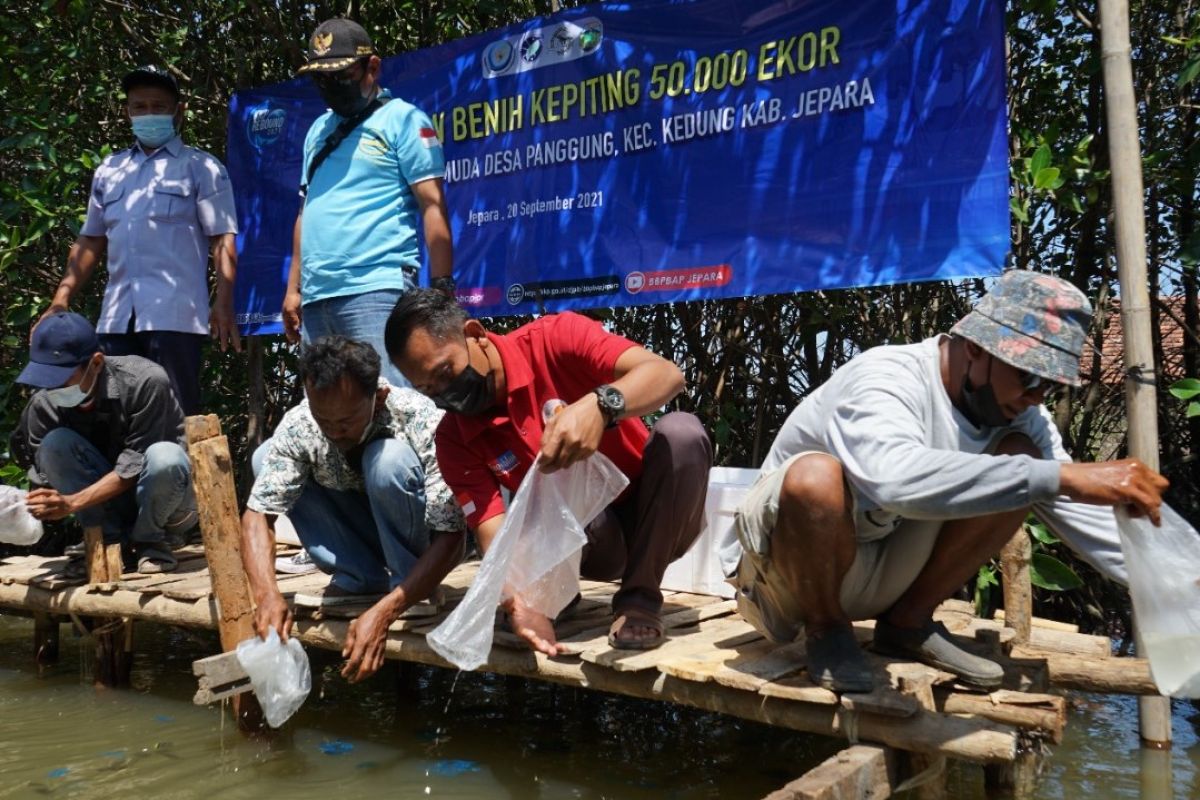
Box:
[385,289,712,652]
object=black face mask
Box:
[960,356,1010,428]
[432,364,496,416]
[318,79,370,118]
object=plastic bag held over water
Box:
[428,452,630,671]
[0,485,44,545]
[234,628,312,727]
[1116,504,1200,698]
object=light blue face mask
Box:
[46,360,100,410]
[131,114,176,148]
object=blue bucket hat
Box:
[951,271,1093,387]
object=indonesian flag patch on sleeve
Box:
[419,127,441,149]
[455,491,476,517]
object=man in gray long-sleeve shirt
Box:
[10,313,197,574]
[721,271,1169,692]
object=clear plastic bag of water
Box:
[235,628,312,727]
[0,485,44,546]
[1116,504,1200,697]
[428,453,629,671]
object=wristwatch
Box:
[593,384,625,429]
[431,275,457,297]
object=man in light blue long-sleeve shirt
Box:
[721,271,1169,693]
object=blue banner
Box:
[229,0,1009,333]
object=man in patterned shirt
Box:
[240,335,465,682]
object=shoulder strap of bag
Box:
[300,96,388,194]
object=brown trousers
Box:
[580,412,713,616]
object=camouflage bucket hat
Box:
[950,271,1093,387]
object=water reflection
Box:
[0,615,1197,799]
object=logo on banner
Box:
[626,265,734,294]
[579,21,602,54]
[519,32,543,63]
[245,101,286,150]
[506,277,621,305]
[483,40,515,74]
[482,17,603,79]
[550,25,574,56]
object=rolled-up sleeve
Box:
[80,168,107,237]
[113,369,179,479]
[246,432,311,515]
[193,155,238,236]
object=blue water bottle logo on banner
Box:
[245,102,286,150]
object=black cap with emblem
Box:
[297,18,375,75]
[122,65,181,100]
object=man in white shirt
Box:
[720,271,1169,692]
[33,66,239,415]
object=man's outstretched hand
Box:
[341,597,398,683]
[1060,459,1170,525]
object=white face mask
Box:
[354,416,376,446]
[46,360,100,409]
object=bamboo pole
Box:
[1098,0,1172,748]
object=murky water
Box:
[0,615,1197,799]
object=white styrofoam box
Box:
[661,466,760,597]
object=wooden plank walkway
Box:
[0,547,1158,765]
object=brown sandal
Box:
[608,608,665,651]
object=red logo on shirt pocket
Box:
[488,450,519,478]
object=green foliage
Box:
[974,519,1081,617]
[1030,553,1083,591]
[1169,378,1200,418]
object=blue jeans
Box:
[252,437,430,593]
[35,428,196,546]
[302,285,414,389]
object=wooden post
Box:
[897,675,946,800]
[1000,527,1033,645]
[33,612,60,666]
[82,525,132,687]
[984,750,1042,799]
[1098,0,1172,750]
[186,414,265,731]
[764,744,897,800]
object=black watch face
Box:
[599,386,624,416]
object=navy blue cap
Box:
[18,313,100,388]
